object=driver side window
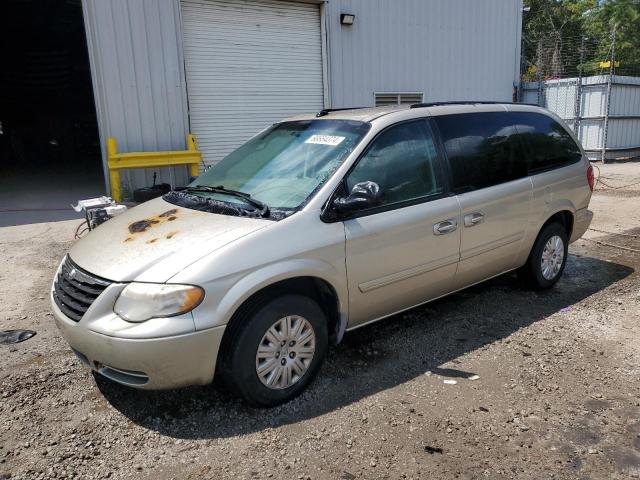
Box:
[346,120,443,207]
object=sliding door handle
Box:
[464,212,485,227]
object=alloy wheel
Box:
[541,235,565,280]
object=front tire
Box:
[518,222,569,290]
[220,294,328,407]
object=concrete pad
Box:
[0,173,106,227]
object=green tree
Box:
[522,0,640,78]
[584,0,640,74]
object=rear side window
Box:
[512,112,582,173]
[433,112,527,194]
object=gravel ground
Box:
[1,162,639,480]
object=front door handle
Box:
[463,212,485,227]
[433,219,458,235]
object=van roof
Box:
[284,102,548,123]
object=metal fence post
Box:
[601,28,616,163]
[518,27,525,103]
[573,37,585,134]
[536,39,544,106]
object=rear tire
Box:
[219,294,328,407]
[518,222,568,290]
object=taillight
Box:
[587,165,595,191]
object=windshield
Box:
[188,119,370,211]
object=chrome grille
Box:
[53,257,111,322]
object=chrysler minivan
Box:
[51,102,594,406]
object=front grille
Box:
[53,256,111,322]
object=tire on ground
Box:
[219,294,328,407]
[518,222,569,290]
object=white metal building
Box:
[82,0,523,195]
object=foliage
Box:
[522,0,640,79]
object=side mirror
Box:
[333,181,383,213]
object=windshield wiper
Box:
[184,185,270,217]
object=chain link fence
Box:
[519,30,640,162]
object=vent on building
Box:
[375,92,424,106]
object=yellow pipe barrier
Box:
[107,134,202,202]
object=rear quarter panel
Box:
[517,157,592,266]
[506,105,592,265]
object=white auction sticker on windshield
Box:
[305,134,345,146]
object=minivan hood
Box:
[68,197,270,282]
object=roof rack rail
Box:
[409,101,516,109]
[316,107,368,117]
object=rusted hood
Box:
[68,197,271,282]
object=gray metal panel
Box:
[581,84,607,118]
[82,0,190,198]
[607,118,640,150]
[543,79,577,120]
[578,119,603,150]
[522,75,640,158]
[604,78,640,154]
[522,85,540,105]
[324,0,522,107]
[610,84,640,117]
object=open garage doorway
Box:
[0,0,104,226]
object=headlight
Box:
[114,283,204,322]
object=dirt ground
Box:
[1,162,639,480]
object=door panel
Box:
[345,197,461,326]
[340,119,460,327]
[431,111,533,290]
[452,178,532,290]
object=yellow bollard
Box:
[107,137,118,157]
[187,133,198,151]
[106,134,203,202]
[109,169,122,202]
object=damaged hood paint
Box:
[68,197,271,282]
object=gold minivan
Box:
[51,102,594,406]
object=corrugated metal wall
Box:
[523,75,640,160]
[180,0,325,166]
[606,77,640,158]
[324,0,523,107]
[83,0,523,195]
[82,0,190,198]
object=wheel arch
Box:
[518,206,575,268]
[214,259,347,359]
[230,275,342,339]
[214,273,344,378]
[541,209,574,238]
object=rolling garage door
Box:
[181,0,325,166]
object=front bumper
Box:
[51,296,225,390]
[570,208,594,243]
